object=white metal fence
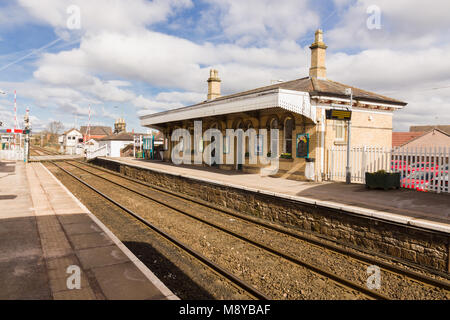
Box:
[86,144,108,160]
[327,146,449,194]
[0,149,24,161]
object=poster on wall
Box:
[296,133,309,158]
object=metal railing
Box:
[327,146,449,193]
[86,144,108,160]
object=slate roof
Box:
[80,126,112,136]
[141,77,407,121]
[208,77,407,106]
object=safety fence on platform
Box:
[0,148,24,161]
[86,144,108,160]
[327,146,449,194]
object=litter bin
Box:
[305,158,315,181]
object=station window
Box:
[284,118,294,154]
[334,121,345,142]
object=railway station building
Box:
[140,30,407,181]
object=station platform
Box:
[0,160,177,300]
[101,157,450,235]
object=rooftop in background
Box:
[410,125,450,135]
[99,131,157,141]
[393,128,450,148]
[392,132,425,147]
[80,126,112,137]
[61,128,82,135]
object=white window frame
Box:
[334,120,346,142]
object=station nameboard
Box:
[326,109,352,121]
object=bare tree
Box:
[47,121,64,135]
[46,121,64,144]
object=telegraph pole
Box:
[345,88,353,184]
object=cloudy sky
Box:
[0,0,449,133]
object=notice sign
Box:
[326,109,352,121]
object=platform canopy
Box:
[140,88,315,128]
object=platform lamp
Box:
[345,88,353,184]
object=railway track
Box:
[69,160,450,299]
[30,146,60,156]
[49,161,269,300]
[77,161,450,286]
[48,160,401,300]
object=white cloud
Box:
[327,0,450,50]
[18,0,193,35]
[1,0,447,133]
[203,0,319,45]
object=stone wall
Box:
[92,158,450,274]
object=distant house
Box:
[80,126,112,141]
[410,125,450,135]
[393,128,450,149]
[59,128,83,155]
[99,132,136,157]
[392,132,424,148]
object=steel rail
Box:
[73,160,450,290]
[50,161,269,301]
[63,160,390,300]
[31,146,59,156]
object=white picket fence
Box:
[86,144,109,160]
[327,146,449,193]
[0,149,24,161]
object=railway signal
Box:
[24,108,31,163]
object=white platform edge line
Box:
[39,162,179,300]
[102,158,450,235]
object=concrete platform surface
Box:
[0,161,177,300]
[103,157,450,234]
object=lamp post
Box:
[345,88,353,184]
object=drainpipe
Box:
[321,108,325,181]
[345,88,353,184]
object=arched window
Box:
[284,118,294,154]
[270,118,278,130]
[269,118,279,156]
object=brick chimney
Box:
[309,29,327,79]
[207,69,221,100]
